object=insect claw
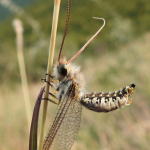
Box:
[41,78,46,82]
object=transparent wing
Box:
[43,84,82,150]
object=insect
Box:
[42,1,136,150]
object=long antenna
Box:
[58,0,72,64]
[67,17,105,64]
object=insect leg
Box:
[41,73,59,83]
[46,73,59,83]
[42,76,59,94]
[42,88,62,105]
[42,97,59,105]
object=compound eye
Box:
[57,64,68,76]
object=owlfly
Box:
[42,1,136,150]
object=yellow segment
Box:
[124,87,128,93]
[99,94,102,97]
[113,93,116,96]
[119,91,122,95]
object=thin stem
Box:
[39,0,61,150]
[12,19,32,132]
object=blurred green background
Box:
[0,0,150,150]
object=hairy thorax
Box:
[53,58,85,101]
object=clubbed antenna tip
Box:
[67,17,106,64]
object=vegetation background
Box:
[0,0,150,149]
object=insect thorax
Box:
[53,59,84,101]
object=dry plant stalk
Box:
[12,19,32,131]
[39,0,61,149]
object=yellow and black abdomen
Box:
[80,84,135,112]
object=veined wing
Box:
[43,83,82,150]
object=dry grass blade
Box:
[12,19,32,131]
[39,0,62,150]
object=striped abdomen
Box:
[80,83,135,112]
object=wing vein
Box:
[43,83,75,150]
